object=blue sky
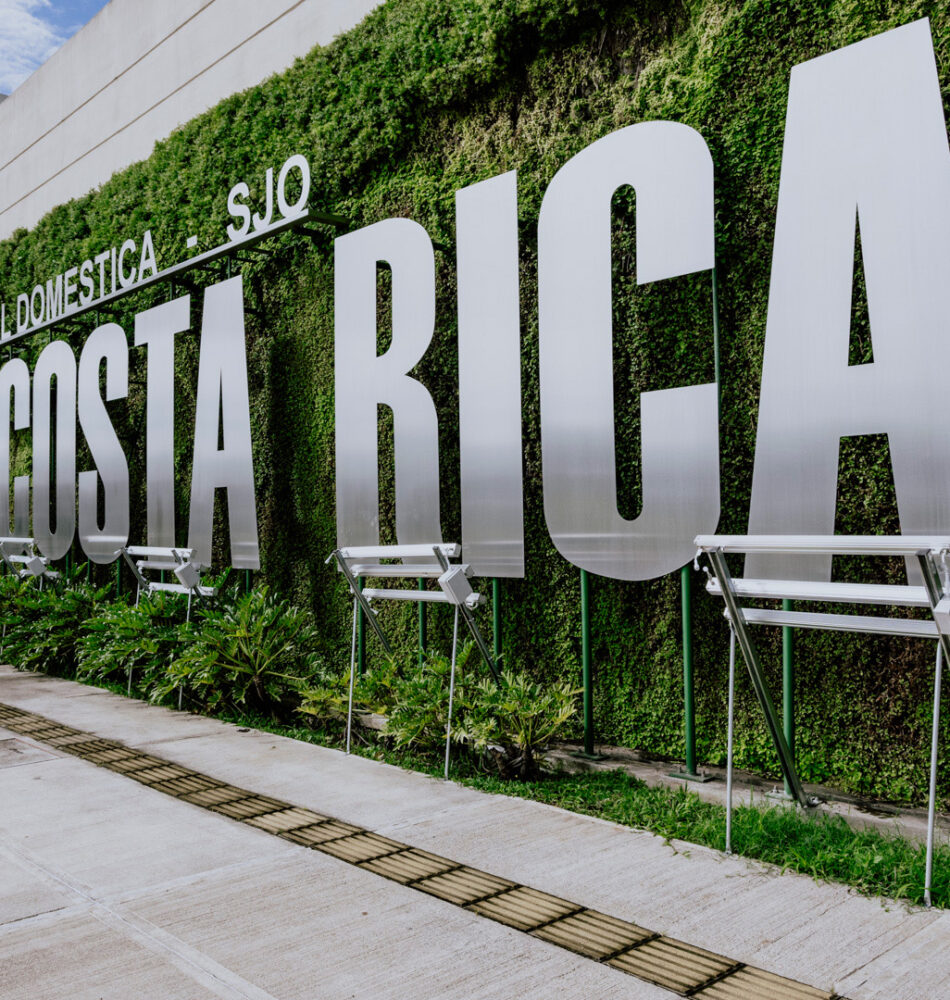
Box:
[0,0,110,94]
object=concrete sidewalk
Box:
[0,665,947,1000]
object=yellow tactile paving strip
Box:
[0,700,845,1000]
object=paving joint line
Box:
[684,961,745,996]
[522,904,587,934]
[599,931,661,964]
[0,699,848,1000]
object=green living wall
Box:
[1,0,948,803]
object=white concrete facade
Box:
[0,0,381,240]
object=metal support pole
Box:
[357,575,366,675]
[245,569,251,594]
[783,598,795,797]
[580,569,594,756]
[492,578,501,665]
[346,596,358,755]
[726,627,736,855]
[444,606,460,780]
[925,642,943,908]
[115,560,121,599]
[418,577,426,668]
[683,565,697,775]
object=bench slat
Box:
[346,563,444,579]
[362,588,450,604]
[695,534,950,556]
[707,577,929,608]
[338,543,461,560]
[736,607,937,638]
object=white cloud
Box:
[0,0,68,94]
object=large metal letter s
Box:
[334,219,441,548]
[78,323,129,563]
[537,122,720,580]
[747,20,950,581]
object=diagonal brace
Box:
[707,548,810,807]
[327,550,393,657]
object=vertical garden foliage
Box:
[1,0,949,802]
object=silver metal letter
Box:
[187,276,260,569]
[78,323,129,563]
[134,295,190,547]
[334,219,441,549]
[537,121,719,580]
[33,340,76,560]
[457,171,524,578]
[747,20,950,582]
[0,358,29,536]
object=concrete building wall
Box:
[0,0,381,240]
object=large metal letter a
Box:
[748,20,950,581]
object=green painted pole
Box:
[357,575,366,676]
[417,577,426,668]
[492,578,501,664]
[115,560,121,599]
[245,569,251,594]
[580,568,594,756]
[682,564,697,776]
[783,598,795,796]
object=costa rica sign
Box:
[0,19,947,583]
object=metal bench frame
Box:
[117,545,216,710]
[0,537,60,586]
[696,534,950,906]
[118,545,214,620]
[327,543,499,778]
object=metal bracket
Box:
[431,546,500,683]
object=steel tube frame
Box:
[726,626,736,855]
[444,606,461,780]
[783,597,795,797]
[925,643,943,907]
[346,595,359,755]
[706,538,950,901]
[682,565,696,775]
[707,547,809,806]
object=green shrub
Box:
[3,569,109,678]
[361,644,579,779]
[385,643,476,755]
[77,595,191,699]
[163,586,325,715]
[458,671,579,780]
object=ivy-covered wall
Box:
[2,0,948,803]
